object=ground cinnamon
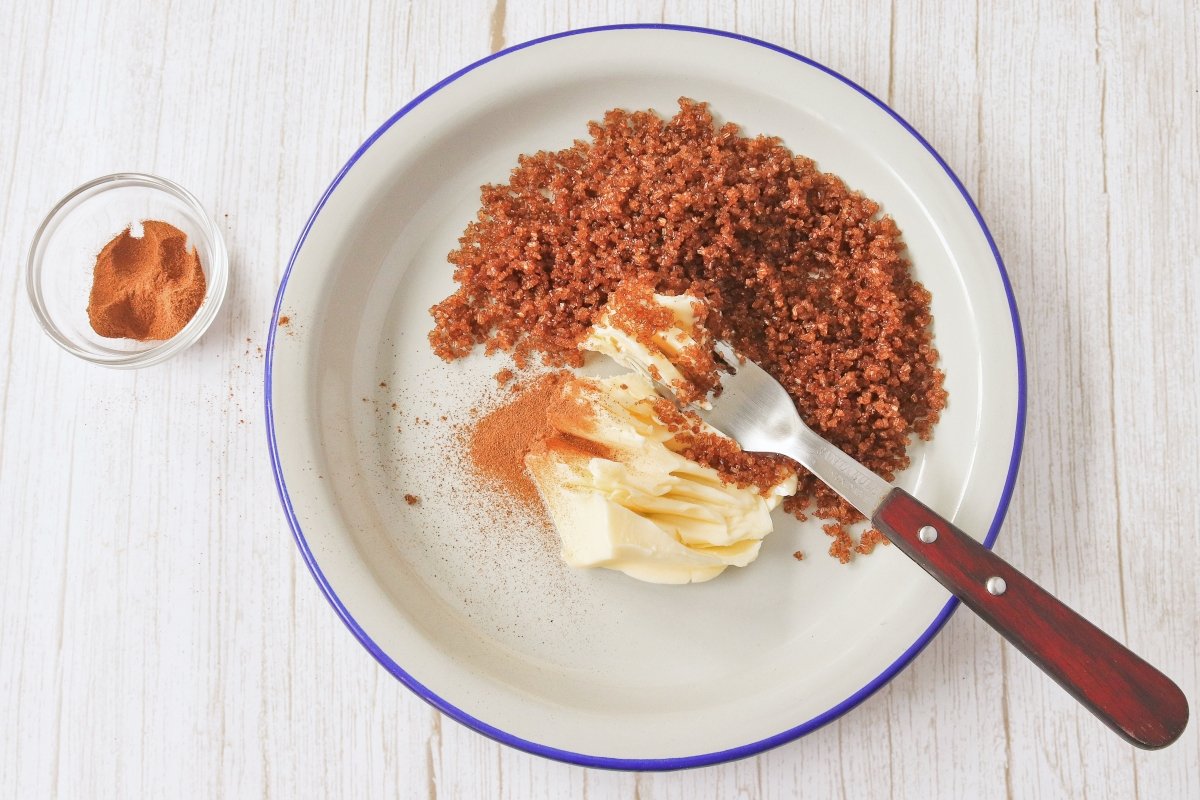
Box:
[467,372,569,506]
[87,220,207,340]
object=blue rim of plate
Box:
[265,23,1027,771]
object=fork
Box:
[690,342,1189,750]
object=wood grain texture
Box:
[0,0,1196,797]
[873,488,1188,750]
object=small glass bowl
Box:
[26,173,229,368]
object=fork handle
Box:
[872,487,1189,749]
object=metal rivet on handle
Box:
[918,525,938,543]
[986,576,1007,595]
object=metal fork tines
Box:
[689,341,891,519]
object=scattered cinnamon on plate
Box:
[467,372,569,509]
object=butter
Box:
[525,373,796,584]
[583,290,714,407]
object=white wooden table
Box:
[2,1,1196,796]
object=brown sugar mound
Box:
[87,220,206,340]
[431,98,947,561]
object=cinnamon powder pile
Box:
[467,372,570,507]
[87,220,207,340]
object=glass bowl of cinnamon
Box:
[26,173,229,368]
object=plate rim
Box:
[264,22,1028,771]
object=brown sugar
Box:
[855,528,889,555]
[431,98,948,561]
[650,397,793,496]
[87,220,206,340]
[825,523,854,564]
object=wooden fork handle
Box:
[872,487,1189,749]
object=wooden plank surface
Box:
[0,0,1195,796]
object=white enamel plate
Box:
[266,25,1025,769]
